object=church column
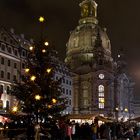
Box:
[73,76,80,114]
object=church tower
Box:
[65,0,114,116]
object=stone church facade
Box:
[65,0,134,119]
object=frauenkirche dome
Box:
[65,0,113,72]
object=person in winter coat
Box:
[91,123,97,140]
[65,122,72,140]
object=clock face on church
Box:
[99,74,104,79]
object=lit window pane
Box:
[99,103,104,109]
[99,98,105,103]
[99,92,104,97]
[83,99,88,106]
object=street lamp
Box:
[115,107,119,111]
[124,108,128,112]
[115,107,119,121]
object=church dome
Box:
[66,24,111,57]
[65,0,113,71]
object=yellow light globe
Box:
[47,68,51,73]
[35,95,41,100]
[39,16,45,22]
[115,107,119,111]
[52,98,57,104]
[42,49,46,53]
[25,68,30,73]
[48,105,52,108]
[44,41,49,46]
[12,106,18,112]
[29,46,34,51]
[124,108,128,112]
[30,75,36,81]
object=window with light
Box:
[99,98,105,103]
[98,85,104,92]
[98,85,105,109]
[83,99,88,106]
[99,103,104,109]
[99,92,104,97]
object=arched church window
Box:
[0,85,4,93]
[98,85,105,109]
[7,86,11,94]
[6,100,10,110]
[1,57,4,64]
[98,85,104,92]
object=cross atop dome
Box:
[80,0,98,18]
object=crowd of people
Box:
[46,120,140,140]
[1,118,140,140]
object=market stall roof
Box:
[67,114,95,119]
[0,111,27,119]
[96,116,114,123]
[130,116,140,122]
[67,114,114,122]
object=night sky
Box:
[0,0,140,98]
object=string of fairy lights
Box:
[12,16,57,114]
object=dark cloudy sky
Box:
[0,0,140,98]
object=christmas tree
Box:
[10,17,67,123]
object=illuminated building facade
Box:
[65,0,134,119]
[54,58,73,115]
[0,27,30,111]
[0,27,73,115]
[114,52,135,120]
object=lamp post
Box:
[115,107,119,121]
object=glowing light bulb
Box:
[118,54,121,58]
[39,16,45,22]
[35,95,41,100]
[47,68,51,73]
[52,98,57,104]
[44,41,49,46]
[30,75,36,81]
[12,106,18,112]
[115,107,119,111]
[29,46,34,51]
[124,108,128,112]
[25,68,30,73]
[42,49,46,53]
[48,105,52,108]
